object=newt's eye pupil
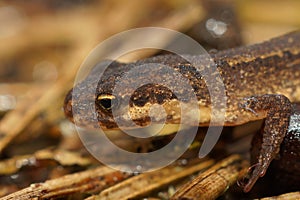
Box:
[97,94,117,111]
[99,98,112,110]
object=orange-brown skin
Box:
[64,31,300,192]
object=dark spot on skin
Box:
[131,84,177,107]
[131,95,149,107]
[156,93,165,104]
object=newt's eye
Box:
[97,94,117,111]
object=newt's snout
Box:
[63,89,74,123]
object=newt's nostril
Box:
[66,101,73,113]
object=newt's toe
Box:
[239,163,266,192]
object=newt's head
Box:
[64,55,211,130]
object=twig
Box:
[0,148,92,175]
[255,191,300,200]
[0,166,132,200]
[86,158,214,200]
[170,154,248,200]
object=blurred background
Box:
[0,0,299,199]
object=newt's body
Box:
[64,31,300,192]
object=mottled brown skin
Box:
[64,31,300,192]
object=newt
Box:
[64,31,300,192]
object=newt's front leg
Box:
[240,94,292,192]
